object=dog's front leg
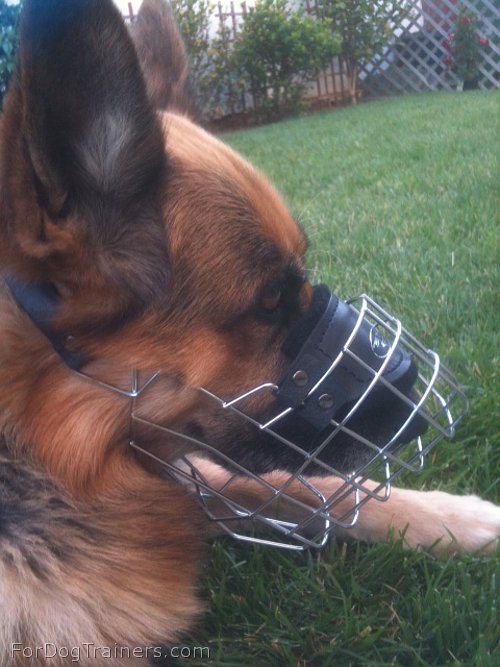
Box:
[188,458,500,554]
[329,484,500,555]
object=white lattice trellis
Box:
[359,0,499,95]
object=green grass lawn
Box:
[176,92,500,667]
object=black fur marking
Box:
[0,451,99,576]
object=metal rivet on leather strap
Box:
[318,393,334,410]
[292,370,309,387]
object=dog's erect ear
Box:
[0,0,169,333]
[130,0,194,116]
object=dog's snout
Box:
[271,284,431,465]
[282,284,332,360]
[359,367,429,446]
[277,285,417,428]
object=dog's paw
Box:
[392,491,500,555]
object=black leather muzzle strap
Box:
[276,285,414,430]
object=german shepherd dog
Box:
[0,1,498,664]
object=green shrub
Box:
[0,0,21,105]
[205,21,241,119]
[233,0,340,119]
[316,0,409,103]
[171,1,241,119]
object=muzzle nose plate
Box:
[277,286,414,430]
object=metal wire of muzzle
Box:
[77,295,468,551]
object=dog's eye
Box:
[260,282,282,313]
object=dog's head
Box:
[0,0,465,544]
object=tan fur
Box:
[0,452,204,667]
[189,458,500,555]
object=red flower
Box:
[443,55,452,67]
[461,17,471,26]
[479,36,489,48]
[441,38,452,51]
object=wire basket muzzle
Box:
[126,294,467,550]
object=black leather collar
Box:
[5,276,86,370]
